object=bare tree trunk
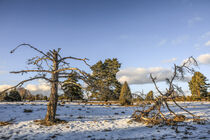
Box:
[45,50,58,123]
[7,44,90,124]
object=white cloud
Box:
[117,67,173,85]
[205,40,210,46]
[162,58,177,63]
[25,84,38,91]
[158,39,167,46]
[0,85,12,92]
[188,16,202,26]
[0,80,51,95]
[25,80,51,94]
[197,54,210,65]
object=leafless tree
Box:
[1,44,90,125]
[132,57,201,125]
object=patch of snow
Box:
[0,101,209,140]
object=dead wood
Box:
[131,57,200,126]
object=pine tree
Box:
[62,72,83,101]
[87,58,122,101]
[119,81,132,105]
[188,72,208,98]
[4,90,21,101]
[145,90,154,101]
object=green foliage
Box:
[119,81,132,105]
[34,94,45,100]
[188,72,208,98]
[44,96,48,101]
[4,90,21,101]
[87,58,122,101]
[62,72,83,101]
[145,91,154,101]
[58,94,67,100]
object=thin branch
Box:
[172,99,196,117]
[58,56,90,67]
[34,57,52,65]
[0,76,51,95]
[54,67,87,76]
[150,74,164,96]
[163,100,176,116]
[10,70,52,74]
[169,64,177,90]
[10,44,53,61]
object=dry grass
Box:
[0,121,12,126]
[34,118,67,126]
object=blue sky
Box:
[0,0,210,96]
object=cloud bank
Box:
[0,80,51,96]
[197,54,210,65]
[117,67,173,85]
[0,85,12,92]
[25,80,51,95]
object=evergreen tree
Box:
[145,90,154,101]
[87,58,122,101]
[119,81,132,105]
[188,72,208,98]
[62,72,83,101]
[4,90,21,101]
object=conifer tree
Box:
[4,90,21,101]
[119,81,132,105]
[145,90,154,101]
[87,58,121,101]
[62,72,83,101]
[188,72,208,97]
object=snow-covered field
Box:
[0,101,209,140]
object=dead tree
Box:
[131,57,201,125]
[1,44,90,124]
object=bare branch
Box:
[0,76,51,95]
[10,70,52,74]
[172,99,196,117]
[132,56,199,125]
[58,56,90,67]
[34,57,52,65]
[150,74,164,96]
[169,64,177,90]
[54,67,87,76]
[10,44,53,61]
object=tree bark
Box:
[45,50,58,123]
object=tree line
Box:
[0,45,209,124]
[2,58,209,103]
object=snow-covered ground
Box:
[0,101,209,140]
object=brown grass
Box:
[34,118,67,126]
[0,121,12,126]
